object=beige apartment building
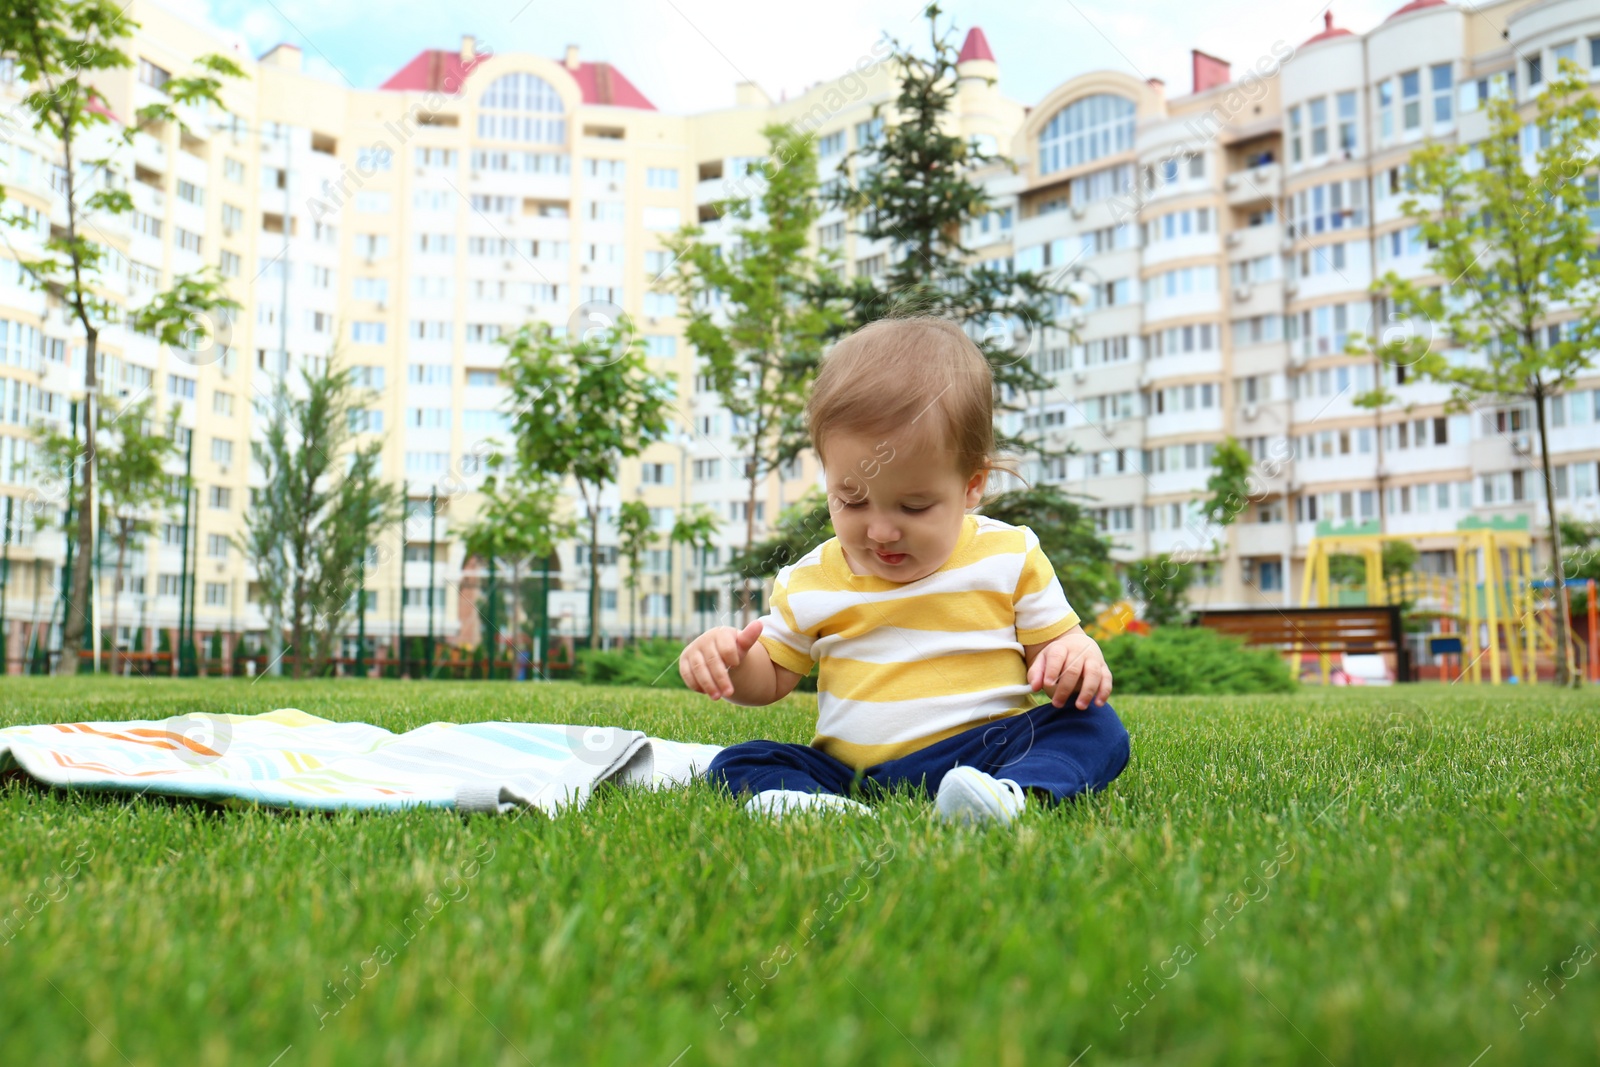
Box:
[0,0,1596,667]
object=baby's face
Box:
[822,431,985,583]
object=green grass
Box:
[1,679,1595,1066]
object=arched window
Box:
[477,72,566,145]
[1038,94,1136,175]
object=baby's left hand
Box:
[1027,629,1113,710]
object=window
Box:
[138,58,171,90]
[854,116,884,147]
[174,227,201,254]
[348,409,383,433]
[351,365,385,390]
[465,369,501,388]
[1378,80,1394,142]
[640,462,674,486]
[357,146,392,172]
[167,373,196,399]
[403,587,445,608]
[213,392,233,417]
[415,147,457,170]
[1527,55,1542,88]
[646,167,679,189]
[1038,94,1136,175]
[477,72,566,144]
[219,250,241,277]
[645,335,676,359]
[206,533,230,559]
[351,322,386,344]
[1400,70,1421,131]
[352,277,388,303]
[210,438,233,465]
[1288,105,1301,163]
[176,180,203,205]
[408,408,451,429]
[410,321,453,341]
[409,363,452,385]
[355,234,390,259]
[1308,97,1328,156]
[1336,91,1357,153]
[224,158,245,183]
[1430,63,1453,125]
[208,486,232,509]
[643,292,676,317]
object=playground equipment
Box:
[1299,516,1587,684]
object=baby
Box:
[681,317,1130,824]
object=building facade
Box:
[0,0,1597,667]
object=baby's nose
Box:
[867,520,900,545]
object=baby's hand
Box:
[1027,629,1113,710]
[679,619,764,701]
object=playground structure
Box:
[1299,516,1593,684]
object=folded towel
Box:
[0,708,725,816]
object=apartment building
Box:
[994,0,1600,608]
[1,0,1597,667]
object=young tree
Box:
[461,460,575,669]
[1126,555,1194,627]
[614,500,654,642]
[501,320,672,649]
[670,505,721,633]
[240,359,401,678]
[815,5,1072,442]
[32,396,180,674]
[0,0,243,673]
[665,123,842,621]
[1359,63,1600,686]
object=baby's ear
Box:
[964,468,988,508]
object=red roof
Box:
[1386,0,1449,20]
[958,27,995,64]
[1302,11,1354,47]
[565,61,656,110]
[379,48,655,110]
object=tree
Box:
[239,358,401,678]
[614,500,655,642]
[1126,555,1194,627]
[1355,62,1599,685]
[814,4,1074,450]
[501,320,672,649]
[665,123,843,621]
[0,0,243,673]
[32,396,180,674]
[1202,437,1255,529]
[981,486,1120,614]
[461,460,576,670]
[670,505,722,632]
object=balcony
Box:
[1225,162,1280,206]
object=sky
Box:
[175,0,1415,112]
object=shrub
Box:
[1100,626,1296,695]
[575,640,688,689]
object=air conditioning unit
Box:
[1234,284,1253,301]
[1069,203,1087,220]
[1511,433,1532,454]
[608,181,620,193]
[470,171,482,180]
[1072,371,1088,384]
[415,165,426,176]
[1284,281,1299,296]
[504,215,516,227]
[1225,231,1244,248]
[1225,174,1241,190]
[1280,236,1295,252]
[376,300,386,311]
[1242,403,1259,421]
[503,259,516,269]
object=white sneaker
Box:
[935,766,1027,826]
[744,789,876,819]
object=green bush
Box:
[575,640,688,689]
[1100,626,1296,695]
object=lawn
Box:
[1,678,1595,1066]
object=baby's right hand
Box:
[680,619,764,700]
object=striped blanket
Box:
[0,709,724,815]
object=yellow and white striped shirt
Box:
[757,514,1079,770]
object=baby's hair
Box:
[807,315,999,478]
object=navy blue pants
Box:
[706,700,1130,804]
